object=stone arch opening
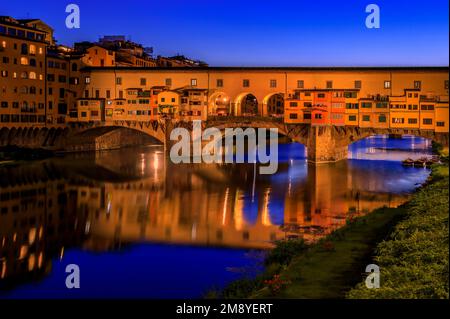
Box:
[208,92,231,116]
[263,93,284,118]
[235,93,258,116]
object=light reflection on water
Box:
[0,135,432,298]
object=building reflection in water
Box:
[0,143,424,289]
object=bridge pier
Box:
[306,126,348,163]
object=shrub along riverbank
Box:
[215,156,449,299]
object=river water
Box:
[0,135,432,298]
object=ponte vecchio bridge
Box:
[1,67,448,162]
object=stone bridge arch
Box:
[65,122,166,152]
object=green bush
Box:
[264,239,307,266]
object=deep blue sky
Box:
[1,0,448,66]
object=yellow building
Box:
[82,45,115,67]
[157,91,180,117]
[435,99,449,133]
[344,92,359,126]
[0,17,47,127]
[176,87,208,121]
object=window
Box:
[303,113,311,120]
[314,113,323,119]
[165,78,172,86]
[81,112,87,117]
[0,70,7,77]
[243,79,250,87]
[58,75,66,83]
[106,90,111,99]
[290,102,298,107]
[376,102,388,108]
[59,88,65,99]
[1,101,8,108]
[378,115,387,123]
[216,79,223,87]
[270,79,277,88]
[361,102,372,108]
[29,72,36,79]
[423,118,433,125]
[289,113,298,119]
[95,90,100,98]
[21,43,28,55]
[349,115,357,121]
[346,103,359,109]
[2,57,9,63]
[344,91,357,98]
[297,80,304,88]
[362,115,370,121]
[140,78,146,86]
[384,80,391,89]
[317,93,326,98]
[414,81,421,89]
[191,78,197,86]
[85,76,91,84]
[20,71,28,79]
[392,118,404,124]
[116,77,122,85]
[20,57,28,65]
[437,121,445,127]
[421,104,434,111]
[29,44,36,55]
[354,80,361,89]
[445,80,449,90]
[72,63,78,72]
[408,118,418,124]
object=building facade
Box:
[78,67,449,133]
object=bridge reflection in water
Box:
[0,140,430,290]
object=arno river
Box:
[0,135,432,298]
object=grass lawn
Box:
[252,206,407,298]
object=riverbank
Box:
[347,148,449,298]
[216,157,448,299]
[0,145,55,166]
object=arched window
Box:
[22,101,28,110]
[21,43,28,55]
[29,44,36,55]
[29,86,36,94]
[20,71,28,79]
[20,57,28,65]
[29,58,36,67]
[19,86,28,94]
[72,63,78,72]
[29,72,36,79]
